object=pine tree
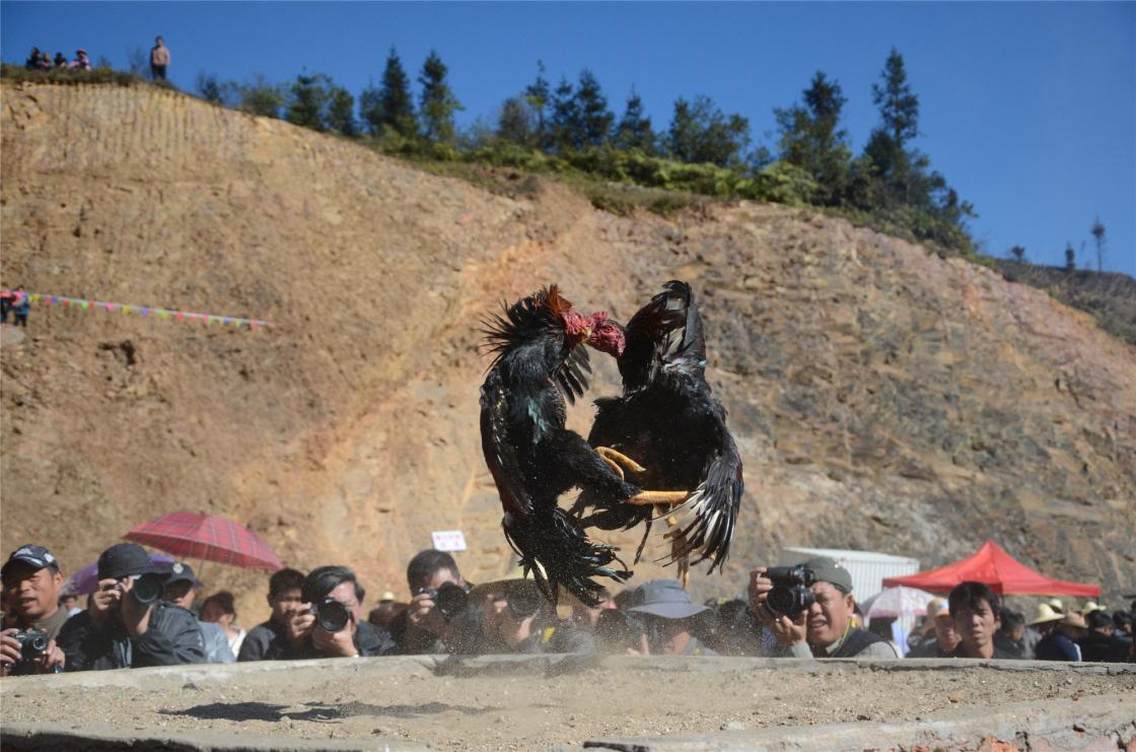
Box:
[418,50,463,143]
[866,48,921,205]
[326,85,357,136]
[497,97,534,145]
[665,95,750,167]
[1009,245,1026,262]
[1065,244,1076,271]
[285,72,331,132]
[549,77,580,152]
[361,48,416,137]
[774,71,852,205]
[872,48,919,148]
[614,87,655,153]
[524,60,551,149]
[573,69,613,147]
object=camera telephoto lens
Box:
[505,588,543,619]
[765,565,817,617]
[434,583,469,620]
[314,597,350,632]
[131,573,165,605]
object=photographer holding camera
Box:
[0,545,67,676]
[56,543,206,671]
[275,565,395,659]
[390,550,475,654]
[473,578,595,655]
[748,556,897,659]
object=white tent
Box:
[860,585,938,656]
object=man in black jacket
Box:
[57,543,206,671]
[256,566,396,659]
[237,567,305,662]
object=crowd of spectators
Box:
[24,46,90,71]
[20,37,169,80]
[2,543,1132,676]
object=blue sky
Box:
[3,1,1133,274]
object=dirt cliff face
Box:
[2,82,1133,617]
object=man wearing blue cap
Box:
[56,543,207,671]
[624,579,717,656]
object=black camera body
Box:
[13,629,49,661]
[5,629,49,676]
[504,587,542,619]
[131,572,166,606]
[765,565,817,617]
[415,582,469,620]
[595,609,646,650]
[311,597,351,633]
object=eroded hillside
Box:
[2,81,1133,614]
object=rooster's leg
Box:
[595,447,647,474]
[599,456,625,480]
[627,490,690,505]
[663,510,690,588]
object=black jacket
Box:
[246,620,397,660]
[1079,632,1132,663]
[57,602,207,671]
[237,619,287,661]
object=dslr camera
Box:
[764,565,817,617]
[595,609,645,651]
[311,597,352,633]
[414,582,469,620]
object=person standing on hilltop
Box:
[150,36,170,81]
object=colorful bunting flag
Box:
[0,290,271,330]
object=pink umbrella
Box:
[123,511,283,571]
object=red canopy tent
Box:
[882,539,1100,597]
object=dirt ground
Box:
[2,656,1134,751]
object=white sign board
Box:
[431,530,467,552]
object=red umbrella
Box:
[123,511,283,571]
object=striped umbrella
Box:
[123,512,283,571]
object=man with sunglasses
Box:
[56,543,206,671]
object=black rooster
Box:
[573,281,744,584]
[479,286,676,605]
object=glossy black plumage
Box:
[575,281,744,574]
[479,287,639,605]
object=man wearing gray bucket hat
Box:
[625,579,717,656]
[749,556,898,659]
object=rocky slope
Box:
[2,81,1133,616]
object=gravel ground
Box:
[2,656,1134,751]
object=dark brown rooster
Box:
[572,281,744,584]
[479,286,682,605]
